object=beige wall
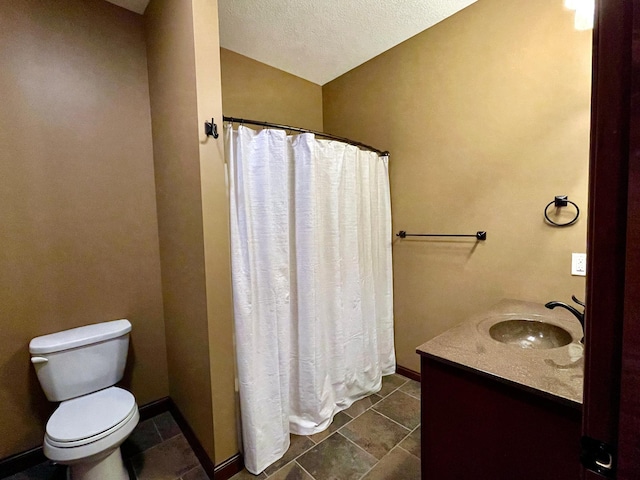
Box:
[192,0,238,464]
[0,0,591,465]
[0,0,169,458]
[323,0,592,371]
[220,48,323,131]
[145,0,237,464]
[145,0,215,461]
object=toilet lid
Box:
[46,387,136,443]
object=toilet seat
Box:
[46,387,136,447]
[43,387,139,464]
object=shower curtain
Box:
[226,124,395,474]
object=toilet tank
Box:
[29,319,132,402]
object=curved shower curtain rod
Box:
[223,116,389,156]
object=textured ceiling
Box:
[105,0,477,86]
[218,0,477,85]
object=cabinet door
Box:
[420,357,581,480]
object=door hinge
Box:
[581,436,616,477]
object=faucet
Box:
[545,295,585,341]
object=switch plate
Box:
[572,253,587,276]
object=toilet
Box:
[29,319,139,480]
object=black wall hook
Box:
[204,118,219,138]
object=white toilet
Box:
[29,319,139,480]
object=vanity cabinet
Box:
[419,355,582,480]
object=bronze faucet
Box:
[545,295,585,341]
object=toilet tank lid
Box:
[29,319,131,355]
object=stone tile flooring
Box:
[4,374,420,480]
[3,411,207,480]
[232,374,421,480]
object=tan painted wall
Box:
[323,0,592,372]
[145,0,215,461]
[145,0,238,464]
[220,48,323,131]
[192,0,238,464]
[0,0,169,458]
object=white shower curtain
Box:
[226,124,395,475]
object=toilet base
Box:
[67,448,129,480]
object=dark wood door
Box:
[582,1,640,478]
[614,1,640,478]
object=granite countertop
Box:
[416,299,584,408]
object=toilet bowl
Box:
[44,387,139,479]
[30,320,139,480]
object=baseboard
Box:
[213,453,244,480]
[143,398,244,479]
[396,364,421,382]
[0,446,47,479]
[167,400,216,478]
[139,396,172,421]
[167,401,243,480]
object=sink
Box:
[489,319,572,349]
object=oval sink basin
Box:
[489,319,572,349]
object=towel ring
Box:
[544,196,580,227]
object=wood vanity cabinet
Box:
[419,355,582,480]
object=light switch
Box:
[572,253,587,276]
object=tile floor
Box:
[4,374,420,480]
[3,411,208,480]
[231,373,421,480]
